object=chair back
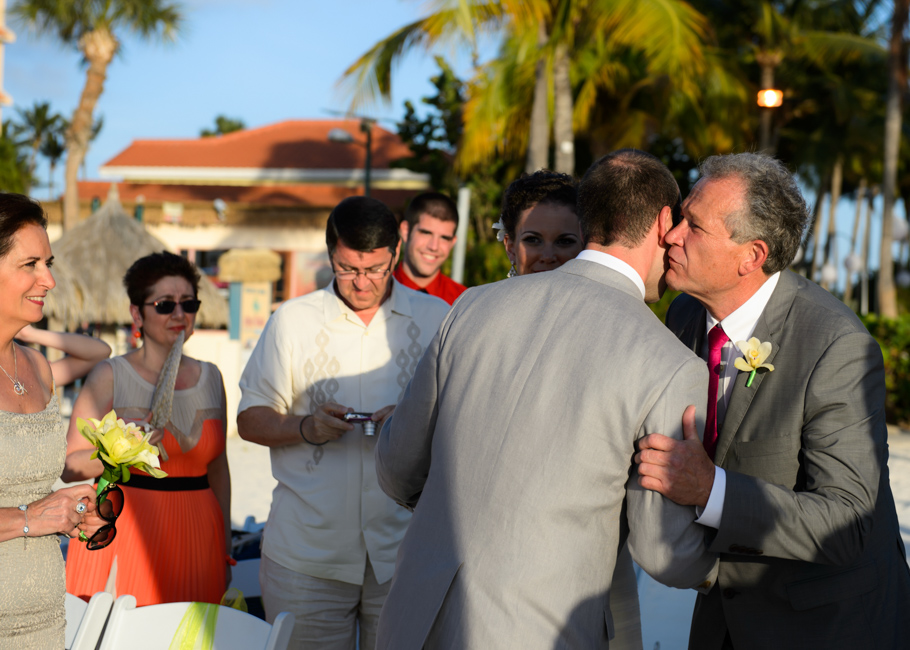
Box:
[65,592,114,650]
[99,595,294,650]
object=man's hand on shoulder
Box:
[635,405,716,508]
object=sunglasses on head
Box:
[144,299,201,315]
[86,484,124,551]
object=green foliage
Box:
[0,121,31,193]
[391,56,463,193]
[393,57,523,287]
[201,115,245,138]
[649,289,682,322]
[40,128,66,197]
[860,314,910,426]
[464,239,511,287]
[10,0,183,45]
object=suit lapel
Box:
[714,272,799,465]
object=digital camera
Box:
[344,412,376,436]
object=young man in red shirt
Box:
[393,192,467,305]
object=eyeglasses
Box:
[144,299,202,315]
[86,484,124,551]
[331,257,394,281]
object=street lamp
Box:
[757,88,783,152]
[328,119,374,198]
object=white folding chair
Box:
[65,591,114,650]
[99,595,294,650]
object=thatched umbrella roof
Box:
[43,255,88,331]
[49,199,229,328]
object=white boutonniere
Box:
[733,338,775,388]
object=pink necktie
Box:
[704,325,729,460]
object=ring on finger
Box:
[75,502,87,515]
[78,531,89,543]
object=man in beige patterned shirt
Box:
[238,196,450,650]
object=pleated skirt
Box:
[65,480,226,606]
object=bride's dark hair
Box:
[499,170,577,240]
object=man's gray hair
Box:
[699,153,809,274]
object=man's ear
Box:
[656,205,673,245]
[399,220,410,243]
[740,239,770,275]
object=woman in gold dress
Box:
[0,193,105,647]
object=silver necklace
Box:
[0,345,27,396]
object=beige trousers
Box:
[260,553,390,650]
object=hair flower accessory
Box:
[492,218,506,242]
[733,338,775,387]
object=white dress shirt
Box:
[696,272,781,528]
[576,249,646,299]
[238,280,450,584]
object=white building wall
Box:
[147,224,326,252]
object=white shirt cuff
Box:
[694,467,725,529]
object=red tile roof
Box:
[102,119,412,170]
[76,181,417,210]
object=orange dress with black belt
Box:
[66,356,227,606]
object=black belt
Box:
[124,474,209,491]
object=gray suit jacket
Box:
[666,271,910,649]
[375,259,718,650]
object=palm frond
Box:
[11,0,181,43]
[341,3,504,108]
[590,0,710,78]
[797,30,886,66]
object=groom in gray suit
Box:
[374,149,718,649]
[637,153,910,649]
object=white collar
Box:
[325,278,410,326]
[706,272,781,344]
[575,250,646,300]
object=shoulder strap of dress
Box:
[108,356,152,411]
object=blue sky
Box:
[4,0,478,193]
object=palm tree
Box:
[80,115,104,179]
[693,0,885,155]
[39,126,64,199]
[343,0,709,175]
[879,0,908,319]
[11,0,182,230]
[0,119,30,193]
[11,100,61,192]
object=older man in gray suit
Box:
[374,150,718,649]
[637,153,910,649]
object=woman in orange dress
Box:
[63,251,231,606]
